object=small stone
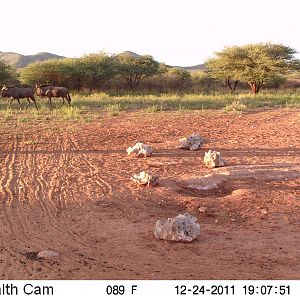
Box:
[231,218,236,222]
[130,171,159,187]
[261,209,268,215]
[204,150,226,168]
[126,143,153,157]
[154,213,200,242]
[198,206,208,213]
[37,250,59,259]
[178,133,203,150]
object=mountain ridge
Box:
[0,51,65,68]
[0,50,205,71]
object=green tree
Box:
[20,53,117,90]
[76,53,118,90]
[206,43,299,94]
[191,71,219,93]
[116,54,159,90]
[20,59,67,86]
[164,67,191,91]
[0,60,18,85]
[206,47,241,91]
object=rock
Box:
[131,171,159,187]
[126,143,153,157]
[37,250,59,259]
[204,149,226,168]
[260,208,268,215]
[178,133,203,150]
[154,213,200,242]
[198,206,208,213]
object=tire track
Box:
[68,134,113,198]
[0,136,32,277]
[0,127,123,278]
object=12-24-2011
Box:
[175,285,235,295]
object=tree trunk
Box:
[225,79,233,90]
[249,82,259,94]
[225,79,239,91]
[233,80,238,91]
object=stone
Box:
[154,213,200,242]
[204,149,226,168]
[178,133,203,150]
[37,250,59,259]
[126,143,153,157]
[260,208,268,215]
[131,171,159,187]
[198,206,208,213]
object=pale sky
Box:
[1,0,300,66]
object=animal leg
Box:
[17,99,22,110]
[8,98,13,109]
[48,97,53,109]
[26,97,31,110]
[31,96,38,110]
[67,93,71,106]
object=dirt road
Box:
[0,109,299,279]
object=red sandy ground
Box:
[0,109,299,279]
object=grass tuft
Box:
[223,101,247,113]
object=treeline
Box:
[1,43,300,94]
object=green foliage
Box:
[206,43,299,94]
[191,71,219,92]
[74,53,118,89]
[0,108,14,120]
[20,59,67,86]
[55,107,83,120]
[144,104,164,113]
[223,101,247,113]
[0,60,18,85]
[116,54,160,89]
[20,53,117,90]
[105,103,126,116]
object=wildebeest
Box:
[1,85,38,109]
[35,83,71,107]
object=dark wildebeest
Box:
[35,83,71,107]
[1,85,38,109]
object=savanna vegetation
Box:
[1,43,300,117]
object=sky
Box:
[1,0,300,66]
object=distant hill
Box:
[119,51,205,72]
[0,50,205,71]
[0,51,65,68]
[120,51,140,58]
[181,64,206,72]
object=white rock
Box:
[178,133,203,150]
[126,143,153,157]
[154,213,200,242]
[204,149,226,168]
[37,250,60,259]
[261,209,268,215]
[131,171,159,187]
[198,206,208,213]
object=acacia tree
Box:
[0,60,18,85]
[76,53,118,90]
[206,47,241,91]
[20,59,67,86]
[116,54,159,90]
[206,43,299,94]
